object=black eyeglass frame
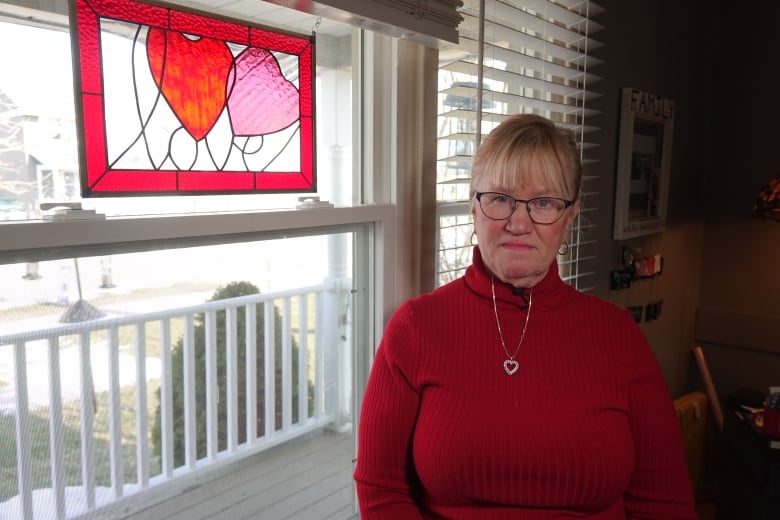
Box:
[474,191,573,224]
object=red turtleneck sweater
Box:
[354,248,696,519]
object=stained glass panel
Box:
[69,0,316,196]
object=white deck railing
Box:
[0,282,352,520]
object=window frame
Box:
[0,1,437,518]
[0,0,412,357]
[0,201,395,344]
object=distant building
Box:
[0,87,79,219]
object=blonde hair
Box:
[470,114,582,200]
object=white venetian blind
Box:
[435,0,604,290]
[264,0,464,46]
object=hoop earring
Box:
[558,241,569,255]
[470,231,478,246]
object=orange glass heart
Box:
[147,29,233,141]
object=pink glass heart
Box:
[227,47,300,136]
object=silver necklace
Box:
[490,276,532,376]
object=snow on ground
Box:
[0,484,143,520]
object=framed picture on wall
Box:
[613,87,675,240]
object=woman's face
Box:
[472,175,580,288]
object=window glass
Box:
[0,3,371,518]
[0,233,359,517]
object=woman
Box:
[353,114,696,519]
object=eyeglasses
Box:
[474,191,573,224]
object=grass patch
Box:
[0,381,161,504]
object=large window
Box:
[0,5,355,218]
[435,0,604,290]
[0,1,398,519]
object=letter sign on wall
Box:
[613,87,675,240]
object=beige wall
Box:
[693,1,780,398]
[593,0,780,399]
[587,0,715,398]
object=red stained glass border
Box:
[69,0,316,196]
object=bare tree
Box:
[0,89,35,201]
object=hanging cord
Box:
[475,0,485,146]
[571,1,592,288]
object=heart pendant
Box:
[503,359,519,375]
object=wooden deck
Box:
[94,429,357,520]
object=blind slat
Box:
[458,20,600,65]
[441,58,602,101]
[270,0,464,46]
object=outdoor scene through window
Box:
[0,4,361,518]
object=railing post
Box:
[245,304,258,442]
[182,315,197,468]
[226,306,238,451]
[323,141,352,433]
[297,295,309,424]
[324,249,351,431]
[108,326,123,498]
[263,303,276,436]
[159,319,174,477]
[13,340,34,520]
[134,324,150,486]
[79,332,96,510]
[281,298,293,430]
[47,337,67,519]
[205,311,218,459]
